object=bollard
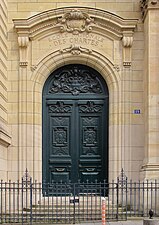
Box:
[101,197,106,225]
[143,210,159,225]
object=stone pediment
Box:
[13,7,137,40]
[13,7,138,68]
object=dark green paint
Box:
[42,64,109,184]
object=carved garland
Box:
[60,45,92,55]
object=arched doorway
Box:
[42,64,109,183]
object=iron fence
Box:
[0,176,159,224]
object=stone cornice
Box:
[140,0,159,20]
[13,7,137,41]
[141,163,159,171]
[0,129,11,147]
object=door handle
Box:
[56,168,65,172]
[86,168,95,172]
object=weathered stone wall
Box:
[0,0,11,180]
[0,0,7,128]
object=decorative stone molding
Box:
[140,0,159,19]
[60,45,92,55]
[57,9,94,35]
[13,7,137,67]
[141,163,159,171]
[18,36,29,67]
[31,65,38,72]
[122,36,133,47]
[0,129,11,147]
[13,7,137,40]
[122,35,133,67]
[123,62,131,67]
[113,64,120,72]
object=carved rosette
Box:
[122,35,133,67]
[57,9,94,35]
[140,0,159,18]
[18,36,29,67]
[60,45,92,55]
[113,64,120,72]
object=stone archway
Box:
[32,49,121,181]
[13,7,137,181]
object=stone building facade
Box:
[0,0,159,183]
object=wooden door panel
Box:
[78,100,105,182]
[43,64,109,185]
[47,101,73,183]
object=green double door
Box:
[43,65,109,184]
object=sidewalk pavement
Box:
[4,218,146,225]
[4,219,144,225]
[60,219,143,225]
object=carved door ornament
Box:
[48,66,103,95]
[57,9,94,35]
[49,101,72,113]
[79,101,102,113]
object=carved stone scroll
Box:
[18,36,29,67]
[122,35,133,67]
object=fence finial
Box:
[22,168,31,185]
[118,168,127,188]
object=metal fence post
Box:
[30,177,32,225]
[0,180,3,224]
[125,177,128,220]
[73,183,76,224]
[22,177,24,225]
[116,179,119,220]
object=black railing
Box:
[0,178,159,224]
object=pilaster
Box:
[140,0,159,179]
[17,33,30,178]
